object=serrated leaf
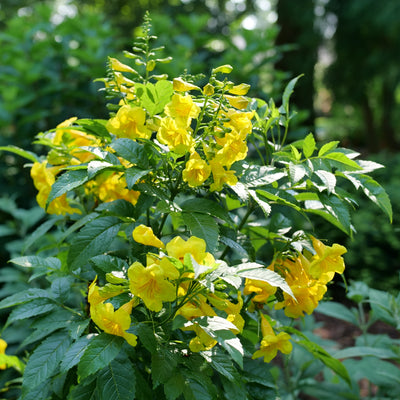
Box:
[51,276,74,302]
[60,336,91,373]
[248,189,271,217]
[201,348,239,381]
[302,133,316,158]
[333,346,399,360]
[68,216,122,270]
[125,166,150,189]
[47,169,89,207]
[314,170,337,194]
[257,189,302,212]
[78,333,123,380]
[240,165,286,187]
[0,145,39,162]
[22,217,62,253]
[90,254,129,274]
[219,236,248,258]
[164,372,186,400]
[356,174,392,221]
[95,199,136,217]
[151,347,178,388]
[318,141,339,157]
[322,152,361,170]
[87,160,115,179]
[136,80,173,116]
[0,287,53,309]
[181,198,233,225]
[9,255,61,271]
[68,378,98,400]
[6,298,56,326]
[20,380,51,400]
[316,301,358,325]
[236,262,294,298]
[23,332,71,390]
[288,162,307,184]
[182,212,219,253]
[97,355,136,400]
[127,322,157,354]
[110,138,149,168]
[75,118,111,140]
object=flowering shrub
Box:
[0,14,392,400]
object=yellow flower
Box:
[209,160,238,192]
[166,236,213,265]
[132,224,165,248]
[109,57,136,73]
[186,324,218,352]
[173,77,200,92]
[30,161,80,215]
[95,172,140,205]
[308,237,346,283]
[243,278,277,304]
[252,314,292,362]
[156,117,195,154]
[182,152,211,187]
[228,83,251,95]
[176,294,216,321]
[274,255,327,318]
[128,262,176,312]
[90,300,137,347]
[224,109,254,138]
[214,133,248,167]
[224,95,250,110]
[164,94,200,127]
[106,105,151,140]
[52,117,99,164]
[0,338,7,370]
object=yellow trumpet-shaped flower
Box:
[106,105,151,140]
[173,77,200,92]
[243,278,277,304]
[166,236,214,266]
[209,160,238,192]
[156,117,195,154]
[90,300,137,347]
[0,338,7,370]
[308,237,346,284]
[275,255,327,318]
[182,152,211,187]
[31,161,80,215]
[164,94,200,127]
[132,224,165,248]
[128,262,176,312]
[252,314,292,363]
[109,57,136,73]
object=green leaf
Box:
[0,145,39,162]
[0,287,53,309]
[314,170,336,193]
[20,380,51,400]
[128,323,157,354]
[22,309,75,347]
[75,118,111,140]
[58,335,89,373]
[9,255,61,271]
[287,328,350,385]
[316,301,358,325]
[22,332,71,390]
[318,141,339,157]
[303,133,316,158]
[68,216,122,270]
[90,254,129,274]
[356,174,392,221]
[68,378,98,400]
[151,347,178,388]
[257,189,302,212]
[248,189,271,217]
[136,80,173,116]
[97,355,136,400]
[87,160,115,179]
[78,333,124,380]
[47,169,89,207]
[181,198,233,225]
[6,298,56,326]
[322,152,362,170]
[201,348,240,381]
[288,162,307,184]
[125,166,150,189]
[95,199,136,218]
[195,316,244,368]
[240,164,286,187]
[51,276,74,302]
[236,262,294,298]
[111,138,149,168]
[182,212,219,253]
[164,372,186,400]
[22,217,62,253]
[333,346,399,360]
[282,75,303,111]
[304,193,352,235]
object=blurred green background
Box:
[0,0,399,292]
